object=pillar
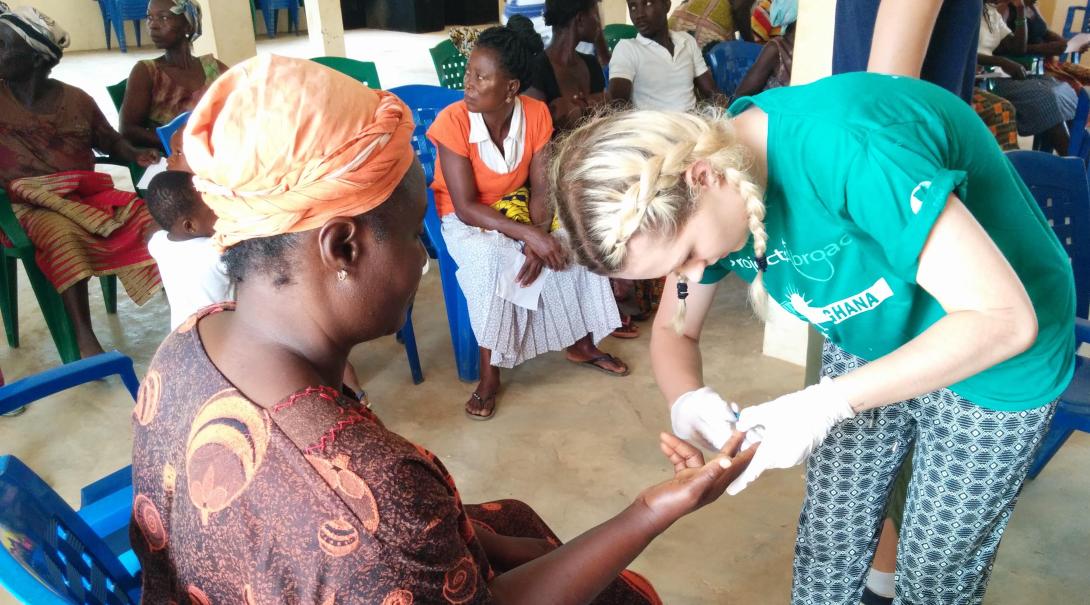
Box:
[304,0,347,58]
[193,0,257,67]
[760,0,837,376]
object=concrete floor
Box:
[2,29,1089,605]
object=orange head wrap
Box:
[183,54,415,251]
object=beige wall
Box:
[27,0,303,53]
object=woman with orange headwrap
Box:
[130,54,755,605]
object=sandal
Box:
[465,391,497,421]
[611,316,640,339]
[569,353,630,377]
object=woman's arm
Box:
[694,71,728,106]
[651,274,721,405]
[118,62,164,149]
[995,0,1029,56]
[437,144,565,269]
[732,0,756,42]
[732,42,781,99]
[833,194,1038,412]
[977,53,1028,79]
[527,152,551,229]
[488,433,755,605]
[866,0,943,77]
[607,77,634,107]
[89,102,160,167]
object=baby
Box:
[145,170,231,331]
[145,171,365,398]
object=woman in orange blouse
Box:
[429,20,629,420]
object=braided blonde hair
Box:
[549,107,769,327]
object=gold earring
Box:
[337,269,347,282]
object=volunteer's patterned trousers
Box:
[791,342,1057,605]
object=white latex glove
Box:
[726,377,855,496]
[670,387,740,451]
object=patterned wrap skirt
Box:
[441,214,621,368]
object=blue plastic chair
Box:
[1006,151,1090,478]
[101,0,146,53]
[256,0,300,38]
[389,85,480,383]
[0,351,142,604]
[1066,88,1090,166]
[156,111,191,156]
[1064,1,1090,39]
[705,40,763,97]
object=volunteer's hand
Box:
[670,387,740,451]
[726,378,855,495]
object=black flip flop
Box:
[570,354,631,377]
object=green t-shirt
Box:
[700,73,1074,411]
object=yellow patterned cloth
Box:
[490,187,560,232]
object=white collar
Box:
[636,31,680,49]
[468,97,524,145]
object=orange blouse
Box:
[427,96,554,217]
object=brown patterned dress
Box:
[131,304,661,604]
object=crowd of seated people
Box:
[979,0,1079,153]
[0,0,225,363]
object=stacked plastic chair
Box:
[95,0,146,53]
[255,0,300,38]
[1006,151,1090,478]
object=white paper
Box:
[94,163,135,193]
[136,158,169,190]
[495,250,551,310]
[1066,32,1090,55]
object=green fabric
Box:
[701,73,1075,411]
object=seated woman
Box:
[0,5,161,358]
[732,0,795,99]
[430,23,629,420]
[119,0,226,151]
[525,0,642,338]
[131,54,755,604]
[998,0,1090,91]
[978,0,1077,153]
[527,0,610,132]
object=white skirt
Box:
[442,215,621,368]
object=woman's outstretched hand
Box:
[637,432,757,534]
